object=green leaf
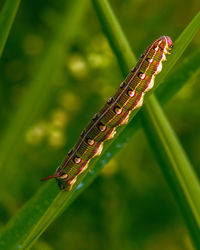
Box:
[0,0,21,57]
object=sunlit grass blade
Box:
[140,95,200,248]
[0,0,21,57]
[1,1,200,249]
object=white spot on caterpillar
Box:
[144,76,155,92]
[120,115,129,125]
[154,46,159,52]
[67,177,77,186]
[161,53,167,62]
[74,156,82,164]
[127,89,136,97]
[95,143,103,156]
[107,97,113,104]
[155,61,162,74]
[147,58,153,63]
[105,128,116,141]
[120,81,126,88]
[78,162,89,174]
[92,113,98,120]
[138,72,146,80]
[114,106,122,115]
[164,47,171,54]
[99,124,107,132]
[87,138,95,146]
[133,93,144,109]
[60,173,69,180]
[118,111,131,126]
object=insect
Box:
[41,36,173,191]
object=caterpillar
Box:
[41,36,173,191]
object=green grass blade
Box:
[84,1,200,246]
[0,0,88,179]
[92,0,137,72]
[156,11,200,86]
[92,1,200,245]
[1,2,200,249]
[0,0,21,57]
[140,95,200,248]
[157,50,200,106]
[0,183,59,250]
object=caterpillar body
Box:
[42,36,173,190]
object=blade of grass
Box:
[0,0,21,57]
[91,0,137,72]
[1,2,200,249]
[157,50,200,105]
[140,95,200,248]
[0,0,88,180]
[93,1,200,246]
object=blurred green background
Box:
[0,0,200,249]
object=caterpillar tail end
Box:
[40,174,58,182]
[41,174,72,191]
